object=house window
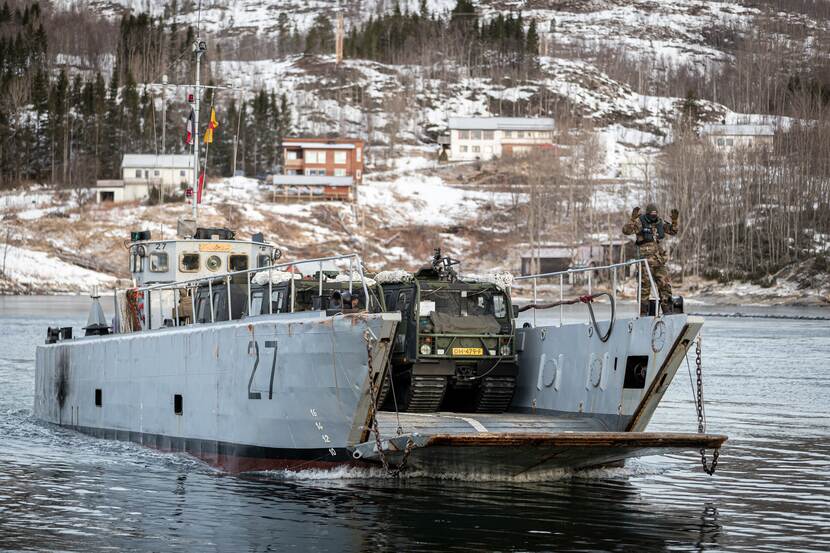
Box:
[334,151,347,164]
[356,147,362,161]
[305,169,326,176]
[503,130,512,138]
[179,253,200,272]
[135,169,142,178]
[334,168,347,176]
[458,130,469,140]
[180,170,186,176]
[717,138,725,146]
[483,130,494,140]
[154,170,160,176]
[287,150,300,160]
[472,145,481,153]
[149,252,168,272]
[460,145,468,153]
[726,138,734,146]
[306,150,326,164]
[471,130,482,140]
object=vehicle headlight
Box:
[500,345,511,356]
[420,344,432,355]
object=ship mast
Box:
[191,39,207,222]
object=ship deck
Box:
[376,411,609,435]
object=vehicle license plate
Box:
[452,347,483,356]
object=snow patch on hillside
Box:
[0,244,116,293]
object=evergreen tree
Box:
[526,19,539,55]
[305,14,335,55]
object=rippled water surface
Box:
[1,296,828,552]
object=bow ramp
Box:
[352,411,725,478]
[352,312,727,477]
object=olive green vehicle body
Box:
[377,276,518,413]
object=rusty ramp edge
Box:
[422,432,727,449]
[351,432,727,477]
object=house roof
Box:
[520,247,573,259]
[449,116,555,131]
[121,154,194,168]
[283,142,356,150]
[272,175,354,187]
[700,124,775,137]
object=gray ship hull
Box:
[34,311,399,472]
[34,310,725,476]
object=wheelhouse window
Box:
[180,253,200,272]
[229,254,248,271]
[130,252,143,273]
[149,252,168,272]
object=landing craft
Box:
[33,230,725,477]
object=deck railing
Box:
[124,253,376,331]
[513,259,660,325]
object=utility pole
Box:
[161,74,167,203]
[335,12,344,64]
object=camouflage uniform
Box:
[622,206,679,313]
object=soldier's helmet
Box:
[645,203,658,214]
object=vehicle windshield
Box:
[420,287,507,318]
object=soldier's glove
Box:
[670,208,679,223]
[631,207,641,221]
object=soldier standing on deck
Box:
[622,203,680,315]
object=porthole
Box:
[206,255,222,272]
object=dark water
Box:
[1,296,828,552]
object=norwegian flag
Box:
[184,109,194,145]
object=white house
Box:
[96,154,195,203]
[448,117,555,161]
[700,124,775,152]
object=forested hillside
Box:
[0,0,829,298]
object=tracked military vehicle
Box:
[376,251,518,414]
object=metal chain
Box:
[364,331,413,477]
[695,336,720,475]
